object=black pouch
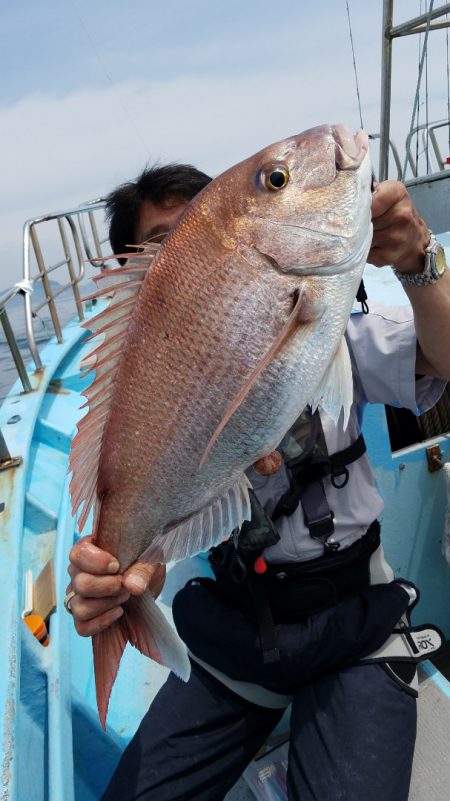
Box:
[261,521,381,621]
[172,577,412,694]
[210,521,381,623]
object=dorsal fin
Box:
[69,249,158,534]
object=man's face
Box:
[135,198,189,245]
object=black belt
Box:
[212,521,381,626]
[259,520,380,622]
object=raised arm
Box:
[369,180,450,380]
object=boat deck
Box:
[431,642,450,680]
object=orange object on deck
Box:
[24,614,50,646]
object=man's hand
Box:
[368,180,430,275]
[67,535,166,636]
[368,180,450,379]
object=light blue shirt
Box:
[247,304,445,563]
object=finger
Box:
[371,199,416,236]
[252,451,283,475]
[71,570,123,599]
[74,605,125,637]
[369,208,429,270]
[69,535,120,576]
[123,562,165,596]
[367,245,397,268]
[371,180,407,222]
[71,589,130,623]
[148,564,166,599]
[368,235,414,266]
[368,228,406,263]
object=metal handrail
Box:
[0,199,108,393]
[0,306,33,393]
[23,201,108,373]
[77,198,110,268]
[405,119,450,177]
[368,133,403,181]
[379,1,450,181]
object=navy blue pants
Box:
[101,659,416,801]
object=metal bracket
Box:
[426,444,443,472]
[0,430,22,472]
[0,456,23,472]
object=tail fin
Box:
[93,591,191,729]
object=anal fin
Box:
[125,593,190,678]
[93,591,190,730]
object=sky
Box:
[1,0,450,290]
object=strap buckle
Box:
[304,509,335,543]
[331,466,349,489]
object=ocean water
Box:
[0,281,91,402]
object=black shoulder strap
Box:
[272,432,366,522]
[272,409,366,547]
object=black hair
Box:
[105,163,212,261]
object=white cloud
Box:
[1,2,449,291]
[1,71,370,289]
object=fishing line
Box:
[345,0,364,130]
[66,0,148,155]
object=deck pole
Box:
[379,0,393,182]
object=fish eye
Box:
[259,164,290,192]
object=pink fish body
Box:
[70,123,372,726]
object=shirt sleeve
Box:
[347,303,446,414]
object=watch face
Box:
[435,244,447,277]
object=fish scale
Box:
[69,122,373,727]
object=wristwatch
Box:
[392,233,448,287]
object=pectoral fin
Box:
[310,336,353,428]
[200,288,308,467]
[138,474,252,564]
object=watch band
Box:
[392,232,447,287]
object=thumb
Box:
[123,561,166,598]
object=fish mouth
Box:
[293,225,373,276]
[253,224,372,278]
[333,124,369,171]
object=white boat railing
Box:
[406,119,450,177]
[0,200,108,394]
[379,1,450,182]
[368,133,403,181]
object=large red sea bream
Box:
[70,123,373,726]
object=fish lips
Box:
[333,125,369,171]
[286,225,374,277]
